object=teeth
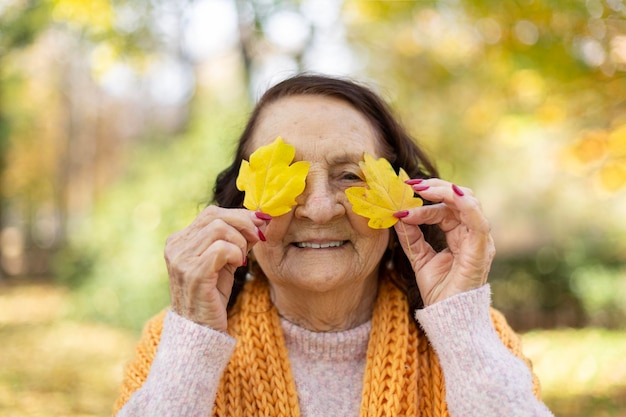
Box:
[296,241,344,249]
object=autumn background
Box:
[1,0,625,416]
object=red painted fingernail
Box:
[255,211,272,221]
[452,184,465,197]
[393,210,410,219]
[257,228,266,242]
[413,185,430,192]
[405,178,423,185]
[242,256,247,267]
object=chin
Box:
[290,267,375,294]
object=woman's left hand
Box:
[393,179,495,306]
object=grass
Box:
[1,281,625,417]
[523,327,626,416]
[0,282,136,417]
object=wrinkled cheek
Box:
[356,230,390,266]
[263,213,292,239]
[363,228,390,250]
[251,243,283,275]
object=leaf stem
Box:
[400,222,414,265]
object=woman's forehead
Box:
[248,95,384,158]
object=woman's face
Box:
[249,95,390,295]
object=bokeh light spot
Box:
[514,20,539,46]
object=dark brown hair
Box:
[213,74,446,317]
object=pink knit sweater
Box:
[116,285,553,416]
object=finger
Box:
[404,180,494,267]
[408,180,490,234]
[407,178,474,198]
[172,239,243,304]
[167,211,264,264]
[195,241,242,303]
[187,206,266,240]
[393,220,437,271]
[192,219,254,258]
[399,203,460,233]
[402,201,492,260]
[201,239,247,273]
[168,237,239,282]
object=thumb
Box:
[393,221,436,272]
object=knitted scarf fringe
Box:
[112,276,540,417]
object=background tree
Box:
[343,0,626,329]
[0,0,182,278]
[0,0,52,276]
[1,0,624,330]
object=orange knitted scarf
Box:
[113,276,538,416]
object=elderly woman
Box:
[112,75,553,416]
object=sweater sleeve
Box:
[115,310,236,417]
[415,285,554,417]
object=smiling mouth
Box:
[294,241,347,249]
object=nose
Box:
[294,172,345,223]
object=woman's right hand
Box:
[164,206,266,332]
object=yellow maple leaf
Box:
[345,153,423,229]
[236,137,310,216]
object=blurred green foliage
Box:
[1,0,624,331]
[523,326,626,416]
[2,3,626,416]
[55,97,249,330]
[491,240,626,330]
[343,0,626,330]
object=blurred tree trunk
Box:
[0,60,7,279]
[234,0,255,91]
[233,0,313,95]
[0,0,51,278]
[0,0,170,278]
